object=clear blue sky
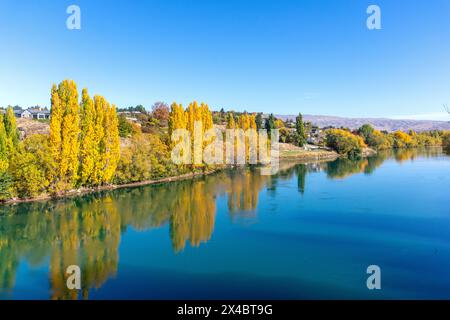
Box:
[1,0,450,120]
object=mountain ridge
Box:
[274,114,450,132]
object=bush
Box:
[115,133,179,184]
[392,131,413,148]
[326,129,366,156]
[366,130,392,150]
[118,115,134,138]
[443,132,450,150]
[8,135,51,198]
[0,171,14,201]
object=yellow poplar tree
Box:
[249,114,257,130]
[59,80,80,188]
[0,115,8,172]
[79,88,96,185]
[92,95,106,185]
[226,113,236,129]
[200,103,214,160]
[200,103,213,132]
[49,80,80,191]
[168,102,189,167]
[102,103,120,183]
[168,102,187,139]
[186,101,202,136]
[4,106,19,153]
[49,84,62,180]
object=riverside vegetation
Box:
[1,79,449,202]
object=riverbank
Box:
[279,142,339,161]
[0,145,389,206]
[2,168,221,205]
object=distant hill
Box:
[275,114,450,132]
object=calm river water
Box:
[1,148,449,299]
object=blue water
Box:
[1,148,449,299]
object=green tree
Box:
[295,113,306,147]
[265,113,276,134]
[255,113,263,130]
[358,124,375,144]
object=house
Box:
[13,106,25,118]
[28,107,50,120]
[13,107,50,120]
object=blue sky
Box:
[1,0,450,120]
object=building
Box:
[13,106,25,117]
[13,107,50,120]
[28,107,50,120]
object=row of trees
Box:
[357,124,444,150]
[326,123,448,158]
[49,80,120,192]
[168,101,214,166]
[2,81,449,201]
[0,80,120,200]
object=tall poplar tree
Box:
[49,80,80,191]
[79,88,96,185]
[59,80,80,188]
[226,113,236,129]
[4,106,19,151]
[102,103,120,183]
[168,102,187,139]
[92,95,106,185]
[49,84,62,179]
[295,113,306,147]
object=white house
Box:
[28,108,50,120]
[14,107,50,120]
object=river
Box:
[0,148,449,299]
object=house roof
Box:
[27,108,50,115]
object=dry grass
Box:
[16,118,49,138]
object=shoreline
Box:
[279,148,340,161]
[3,146,442,206]
[2,169,221,206]
[1,149,339,206]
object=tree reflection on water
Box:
[0,147,444,299]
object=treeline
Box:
[325,123,449,158]
[0,80,120,200]
[2,79,449,201]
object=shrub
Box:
[392,131,413,148]
[443,132,450,150]
[366,130,392,150]
[118,115,134,138]
[326,129,366,156]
